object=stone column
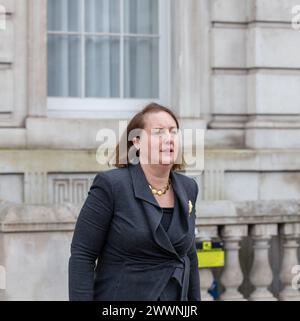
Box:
[198,225,218,301]
[208,0,250,148]
[0,0,28,127]
[279,223,300,301]
[220,224,248,301]
[170,0,210,140]
[171,0,207,118]
[245,1,300,149]
[210,0,300,149]
[27,0,47,117]
[249,223,278,301]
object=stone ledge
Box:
[0,200,79,232]
[0,129,26,148]
[196,200,300,226]
[246,128,300,149]
[1,198,300,232]
[0,117,208,149]
[212,0,300,23]
[1,149,300,173]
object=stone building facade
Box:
[0,0,300,300]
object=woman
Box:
[69,103,200,301]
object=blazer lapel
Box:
[128,163,190,258]
[128,162,159,208]
[166,170,190,245]
[169,170,190,228]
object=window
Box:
[47,0,170,118]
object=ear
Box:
[132,136,140,150]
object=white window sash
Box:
[47,0,171,119]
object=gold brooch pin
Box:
[188,200,193,215]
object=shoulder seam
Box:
[95,171,115,210]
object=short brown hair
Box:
[109,102,185,171]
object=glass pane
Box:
[48,35,82,97]
[124,0,158,34]
[124,37,159,98]
[85,0,120,33]
[85,36,120,98]
[48,0,81,32]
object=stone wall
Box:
[0,200,77,300]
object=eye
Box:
[170,128,179,135]
[152,128,164,135]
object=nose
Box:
[162,131,173,143]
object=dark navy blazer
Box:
[69,163,200,301]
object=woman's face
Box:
[137,111,180,166]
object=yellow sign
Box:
[196,241,225,268]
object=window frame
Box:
[47,0,171,119]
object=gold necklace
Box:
[149,179,171,196]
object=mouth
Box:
[160,148,174,153]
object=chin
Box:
[160,158,174,166]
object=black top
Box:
[160,207,174,232]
